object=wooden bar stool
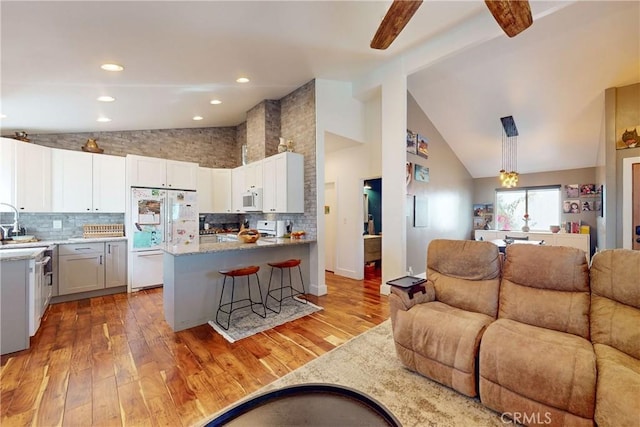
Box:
[266,259,307,314]
[215,265,266,330]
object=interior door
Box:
[633,162,640,250]
[623,156,640,250]
[324,182,337,272]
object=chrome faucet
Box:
[0,203,21,239]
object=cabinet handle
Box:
[99,255,103,265]
[108,244,111,254]
[86,208,90,211]
[20,207,25,210]
[74,247,93,251]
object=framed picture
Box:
[414,164,429,183]
[565,184,579,198]
[563,199,581,214]
[406,161,413,186]
[580,184,597,197]
[616,125,639,150]
[416,134,429,159]
[406,130,416,154]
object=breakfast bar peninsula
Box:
[162,237,314,332]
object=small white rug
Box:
[208,297,323,343]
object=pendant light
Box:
[499,115,519,188]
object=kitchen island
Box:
[162,237,315,332]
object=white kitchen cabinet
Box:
[212,168,232,213]
[58,241,127,295]
[244,160,263,189]
[93,154,126,212]
[52,149,93,212]
[0,138,52,212]
[58,244,105,295]
[231,166,246,213]
[197,167,214,213]
[52,149,125,212]
[262,152,304,213]
[166,159,198,190]
[130,251,164,290]
[105,241,127,288]
[127,154,197,190]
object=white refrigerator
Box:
[128,187,198,290]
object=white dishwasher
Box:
[130,250,164,290]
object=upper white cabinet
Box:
[231,167,246,213]
[0,137,51,212]
[52,149,125,213]
[198,167,233,214]
[166,160,198,190]
[93,154,126,212]
[262,152,304,213]
[197,167,214,213]
[126,155,197,190]
[211,168,232,213]
[244,160,263,189]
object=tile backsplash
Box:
[1,212,125,240]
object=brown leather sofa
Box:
[589,249,640,427]
[389,239,501,397]
[479,244,596,426]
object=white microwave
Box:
[242,188,263,211]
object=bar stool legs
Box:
[216,266,266,330]
[266,259,307,314]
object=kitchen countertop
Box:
[0,246,48,261]
[0,236,127,249]
[164,237,314,256]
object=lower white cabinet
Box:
[130,251,164,290]
[105,241,127,288]
[58,241,127,295]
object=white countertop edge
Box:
[0,246,47,261]
[0,236,128,249]
[164,238,315,256]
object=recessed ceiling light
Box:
[101,63,124,72]
[97,96,115,102]
[193,116,204,121]
[236,77,250,83]
[210,99,222,105]
[97,117,112,122]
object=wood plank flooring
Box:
[1,273,389,426]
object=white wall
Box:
[319,79,382,279]
[317,79,378,280]
[406,94,474,274]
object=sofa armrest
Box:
[390,280,436,311]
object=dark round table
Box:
[205,383,401,426]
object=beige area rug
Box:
[203,319,505,426]
[208,297,323,343]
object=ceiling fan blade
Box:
[370,0,423,50]
[484,0,533,38]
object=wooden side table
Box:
[386,276,427,300]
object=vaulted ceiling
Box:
[1,1,638,178]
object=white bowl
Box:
[11,235,35,241]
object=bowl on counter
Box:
[549,225,561,233]
[238,229,260,243]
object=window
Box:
[495,186,561,231]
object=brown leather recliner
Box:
[479,244,596,426]
[389,239,501,397]
[589,249,640,427]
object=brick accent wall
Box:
[246,100,281,162]
[30,127,242,168]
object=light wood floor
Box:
[1,273,389,426]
